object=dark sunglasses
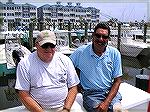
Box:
[41,43,56,49]
[95,33,109,39]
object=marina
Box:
[0,27,150,111]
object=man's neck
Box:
[92,44,106,56]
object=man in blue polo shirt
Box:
[70,23,122,112]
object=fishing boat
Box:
[0,44,16,79]
[1,31,31,69]
[109,27,150,57]
[0,31,30,79]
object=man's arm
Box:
[97,76,122,111]
[75,67,83,93]
[105,76,122,103]
[63,85,78,111]
[17,90,44,112]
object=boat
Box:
[0,31,31,79]
[0,44,16,79]
[109,26,150,57]
[53,30,77,55]
[1,82,150,112]
[1,31,31,69]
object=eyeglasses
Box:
[41,43,56,49]
[94,33,109,39]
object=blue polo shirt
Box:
[70,43,122,91]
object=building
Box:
[0,0,37,31]
[0,0,100,31]
[37,1,100,23]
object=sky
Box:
[82,3,147,22]
[0,0,148,22]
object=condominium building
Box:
[38,2,100,23]
[0,0,36,31]
[0,0,100,31]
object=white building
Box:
[0,0,36,31]
[0,0,100,31]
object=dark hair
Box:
[94,22,110,36]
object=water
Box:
[122,55,150,87]
[0,86,22,110]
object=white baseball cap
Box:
[35,30,56,46]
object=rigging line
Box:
[126,7,134,21]
[100,12,114,19]
[120,7,126,22]
[100,12,118,23]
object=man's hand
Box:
[96,101,109,112]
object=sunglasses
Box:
[94,33,109,39]
[41,43,56,49]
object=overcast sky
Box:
[1,0,148,22]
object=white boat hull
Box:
[120,43,145,57]
[109,36,150,57]
[1,83,150,112]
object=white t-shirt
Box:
[15,51,80,109]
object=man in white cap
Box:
[15,30,80,112]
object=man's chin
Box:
[98,42,107,46]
